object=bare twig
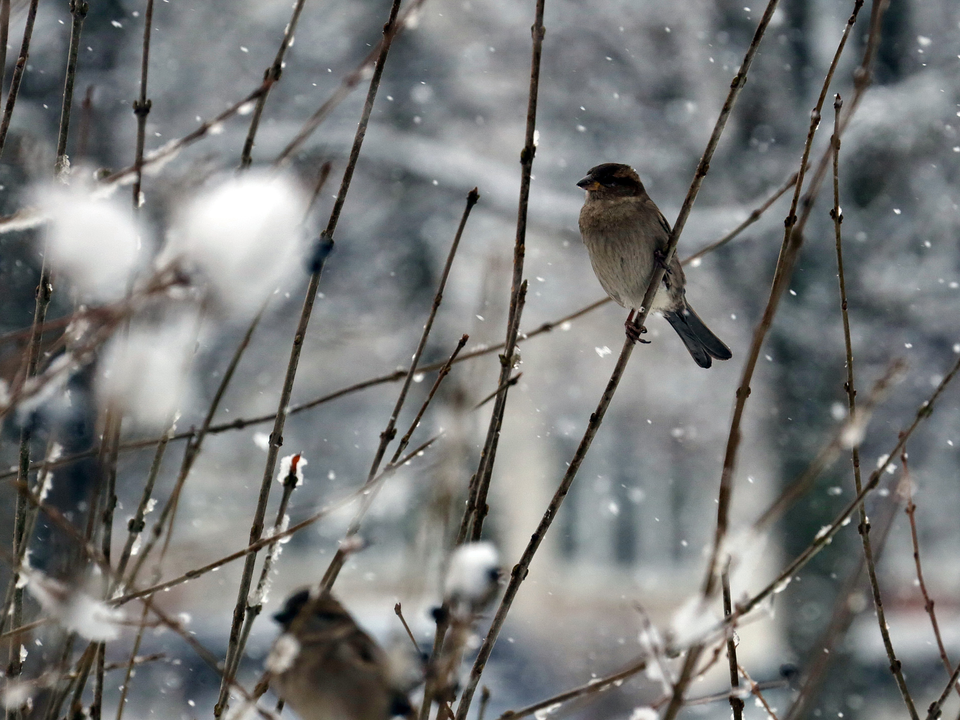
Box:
[723,568,744,720]
[222,454,306,691]
[739,352,960,619]
[831,91,917,720]
[131,0,156,208]
[737,664,781,720]
[55,0,89,176]
[273,0,427,166]
[319,335,467,591]
[214,58,423,694]
[370,190,479,485]
[697,0,864,609]
[317,191,477,594]
[903,457,960,698]
[753,360,903,532]
[683,170,799,265]
[467,0,546,542]
[783,477,901,720]
[113,425,173,584]
[394,603,422,655]
[239,0,308,167]
[111,437,436,607]
[102,83,270,185]
[462,0,782,712]
[123,306,265,590]
[220,22,404,685]
[0,0,40,159]
[494,657,649,720]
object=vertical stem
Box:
[55,0,88,175]
[831,93,917,720]
[723,568,744,720]
[214,1,403,715]
[132,0,155,209]
[5,258,52,707]
[0,0,9,100]
[0,0,40,160]
[239,0,308,168]
[454,332,637,720]
[468,0,545,542]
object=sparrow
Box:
[577,163,732,369]
[268,589,414,720]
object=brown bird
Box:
[577,163,732,368]
[268,589,414,720]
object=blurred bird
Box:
[268,589,415,720]
[577,162,732,368]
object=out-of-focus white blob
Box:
[629,708,658,720]
[840,408,869,449]
[669,596,719,648]
[36,183,142,302]
[1,679,34,711]
[444,542,501,614]
[277,453,307,487]
[224,698,259,720]
[725,528,770,596]
[25,571,125,641]
[97,315,196,430]
[166,173,307,318]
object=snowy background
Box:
[2,0,960,718]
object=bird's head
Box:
[577,163,645,198]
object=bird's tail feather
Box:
[663,302,732,369]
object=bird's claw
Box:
[653,249,669,271]
[625,322,649,344]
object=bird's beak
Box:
[577,176,600,191]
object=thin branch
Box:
[317,192,479,593]
[831,91,917,719]
[394,603,422,656]
[131,0,156,209]
[723,568,744,720]
[904,458,960,698]
[683,170,799,266]
[113,425,172,584]
[55,0,89,176]
[0,440,57,634]
[370,189,479,486]
[111,437,437,607]
[468,0,545,542]
[698,0,864,608]
[218,13,402,688]
[273,0,426,167]
[123,306,265,590]
[494,657,649,720]
[102,82,271,185]
[319,335,467,591]
[222,455,305,692]
[0,0,40,160]
[239,0,308,167]
[737,664,782,720]
[738,352,960,619]
[461,0,782,710]
[753,360,903,532]
[783,475,902,720]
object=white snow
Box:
[165,172,308,317]
[36,182,143,301]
